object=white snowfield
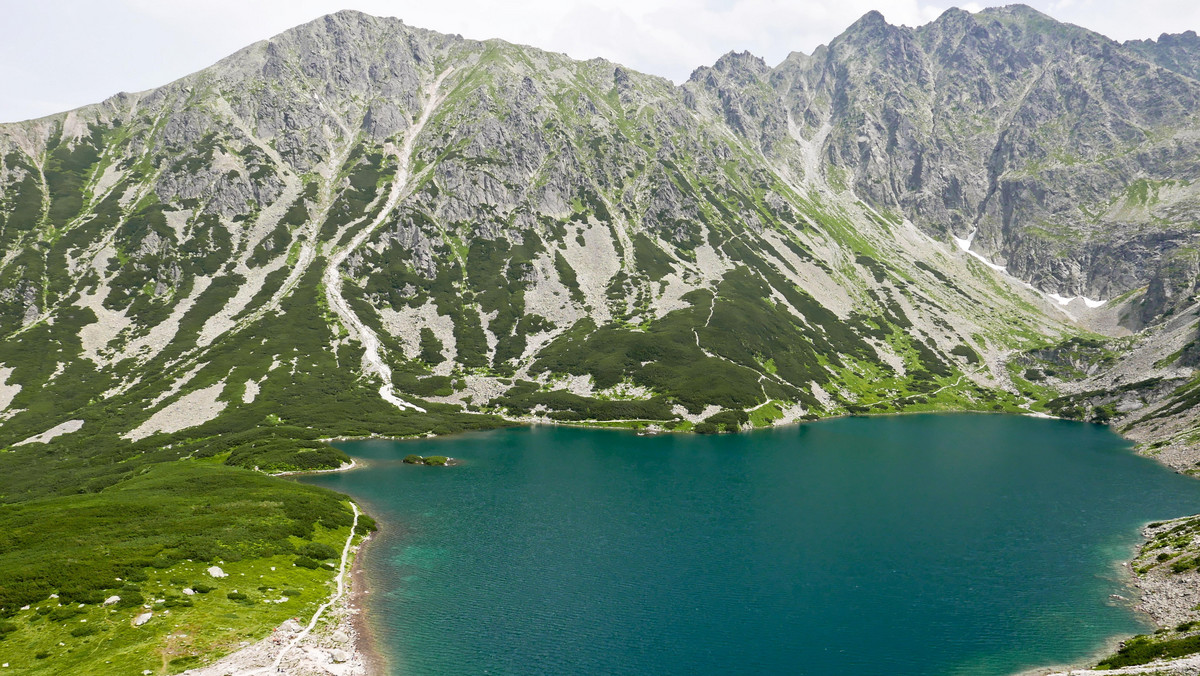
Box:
[954,228,1107,310]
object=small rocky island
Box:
[403,454,456,466]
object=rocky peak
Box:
[710,51,769,79]
[845,9,890,35]
[1126,30,1200,81]
[917,6,981,49]
[825,9,925,84]
[684,50,785,151]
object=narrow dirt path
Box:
[245,501,361,675]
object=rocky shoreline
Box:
[1036,517,1200,676]
[348,533,385,676]
[1129,520,1200,630]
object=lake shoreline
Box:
[349,528,387,676]
[309,415,1200,676]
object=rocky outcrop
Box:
[1126,30,1200,81]
[1140,246,1200,327]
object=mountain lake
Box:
[299,414,1200,675]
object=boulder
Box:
[206,566,228,578]
[103,595,120,606]
[133,612,152,626]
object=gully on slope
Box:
[321,68,455,414]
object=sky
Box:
[2,0,1199,123]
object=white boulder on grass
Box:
[133,612,152,626]
[206,566,227,578]
[103,595,120,606]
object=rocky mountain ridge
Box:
[700,6,1200,312]
[0,6,1196,468]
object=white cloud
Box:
[1,0,1198,122]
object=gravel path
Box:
[186,503,371,676]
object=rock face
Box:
[1127,30,1200,82]
[0,6,1195,472]
[694,6,1200,307]
[1139,247,1200,327]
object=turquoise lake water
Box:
[300,415,1200,675]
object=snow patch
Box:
[952,229,977,252]
[965,248,1007,272]
[953,229,1008,271]
[949,231,1108,313]
[1047,292,1108,310]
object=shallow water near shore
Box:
[300,414,1200,675]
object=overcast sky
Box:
[3,0,1199,123]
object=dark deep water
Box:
[300,415,1200,675]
